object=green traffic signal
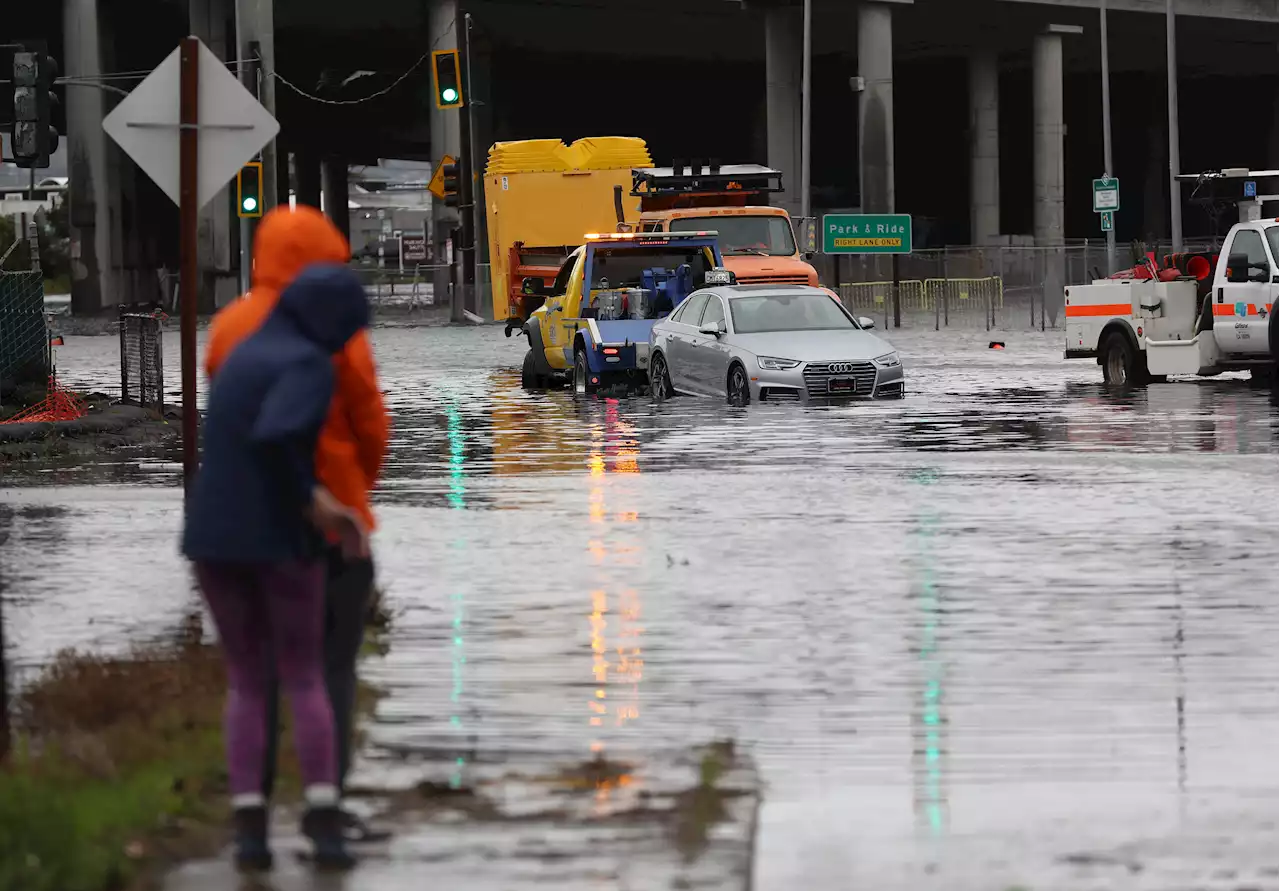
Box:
[237,162,263,218]
[432,49,464,110]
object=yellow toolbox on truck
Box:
[485,137,653,327]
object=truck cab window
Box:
[552,255,577,295]
[1229,230,1269,275]
[1265,227,1278,266]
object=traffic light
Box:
[237,161,263,217]
[431,49,464,110]
[11,41,60,169]
[441,159,460,209]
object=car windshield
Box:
[670,215,796,257]
[730,292,856,334]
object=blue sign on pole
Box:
[1244,180,1257,198]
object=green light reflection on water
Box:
[446,402,467,788]
[912,467,945,835]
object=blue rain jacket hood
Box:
[183,264,370,563]
[275,263,371,353]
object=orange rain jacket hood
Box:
[205,206,390,531]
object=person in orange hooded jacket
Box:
[205,205,391,842]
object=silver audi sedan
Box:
[648,285,904,404]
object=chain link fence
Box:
[833,241,1219,331]
[118,306,165,411]
[0,270,49,391]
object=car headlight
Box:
[873,352,900,368]
[757,356,800,371]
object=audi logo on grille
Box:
[825,363,858,374]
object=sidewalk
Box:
[162,743,760,891]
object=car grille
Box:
[735,274,811,285]
[802,361,877,397]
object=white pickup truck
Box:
[1064,219,1279,385]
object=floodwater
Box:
[3,325,1278,890]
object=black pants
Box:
[261,546,374,799]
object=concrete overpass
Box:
[5,0,1275,313]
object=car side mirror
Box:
[857,316,876,329]
[699,322,725,337]
[521,277,546,297]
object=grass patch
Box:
[0,622,230,891]
[671,740,739,862]
[0,608,389,891]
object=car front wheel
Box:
[650,353,674,401]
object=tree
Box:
[0,205,71,282]
[0,215,32,272]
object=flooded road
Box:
[3,325,1277,889]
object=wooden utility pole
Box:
[179,36,200,487]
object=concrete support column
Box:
[764,4,802,214]
[857,2,895,214]
[1142,112,1167,243]
[1033,26,1079,329]
[275,142,291,208]
[969,50,1000,245]
[190,0,237,310]
[1032,30,1069,248]
[63,0,115,313]
[295,152,322,209]
[322,159,350,243]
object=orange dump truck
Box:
[632,164,819,288]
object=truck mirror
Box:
[1226,253,1251,283]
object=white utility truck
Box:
[1065,218,1279,385]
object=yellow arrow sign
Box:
[428,153,458,200]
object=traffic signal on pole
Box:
[441,159,460,209]
[431,49,464,110]
[11,41,60,169]
[237,162,263,217]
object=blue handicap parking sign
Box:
[1244,180,1257,198]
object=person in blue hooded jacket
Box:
[183,263,370,872]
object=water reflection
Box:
[908,468,947,838]
[445,400,469,789]
[584,399,643,810]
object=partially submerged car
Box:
[648,284,904,404]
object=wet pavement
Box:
[2,325,1278,889]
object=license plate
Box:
[827,377,858,393]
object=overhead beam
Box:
[995,0,1276,22]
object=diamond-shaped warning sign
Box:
[428,154,457,201]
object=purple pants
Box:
[195,559,336,797]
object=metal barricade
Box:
[118,306,165,411]
[923,277,1004,330]
[838,280,929,328]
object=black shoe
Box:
[232,806,273,872]
[301,806,357,870]
[341,809,392,844]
